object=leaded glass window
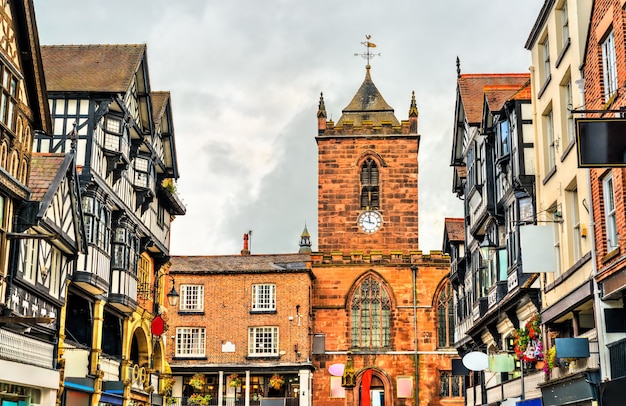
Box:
[350,274,391,348]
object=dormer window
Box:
[133,155,154,190]
[103,115,130,160]
[497,120,510,158]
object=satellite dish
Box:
[462,351,488,371]
[328,363,345,376]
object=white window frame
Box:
[248,326,279,356]
[603,173,618,251]
[252,284,276,311]
[602,31,618,101]
[560,1,569,48]
[568,187,582,262]
[175,327,206,357]
[545,110,556,171]
[542,37,551,84]
[180,284,204,312]
[564,79,574,146]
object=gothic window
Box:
[360,158,379,209]
[437,279,455,348]
[350,274,391,348]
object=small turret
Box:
[298,225,312,253]
[408,91,419,134]
[317,92,327,134]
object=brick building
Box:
[310,50,462,405]
[582,0,626,400]
[166,250,315,405]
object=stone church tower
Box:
[310,48,463,406]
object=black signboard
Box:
[576,118,626,167]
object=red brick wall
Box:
[317,135,419,254]
[310,254,463,406]
[584,0,626,281]
[165,270,312,365]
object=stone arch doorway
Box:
[355,368,393,406]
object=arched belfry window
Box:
[360,158,379,209]
[350,274,391,348]
[437,279,455,348]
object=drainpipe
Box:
[411,264,419,405]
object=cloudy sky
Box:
[33,1,544,256]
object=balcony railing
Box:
[165,397,299,406]
[0,328,54,369]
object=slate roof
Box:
[40,44,146,92]
[458,73,530,125]
[28,153,67,201]
[444,218,465,242]
[170,254,312,274]
[336,66,400,127]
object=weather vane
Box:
[354,34,381,67]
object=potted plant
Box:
[189,373,205,390]
[269,374,284,390]
[160,375,176,396]
[189,393,212,405]
[228,373,241,388]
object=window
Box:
[350,274,391,348]
[248,326,279,356]
[252,284,276,311]
[567,186,582,262]
[137,255,152,301]
[360,158,379,209]
[111,223,138,274]
[559,1,569,50]
[545,110,556,172]
[602,31,618,101]
[603,173,618,251]
[437,280,455,347]
[176,327,206,357]
[541,37,551,84]
[440,371,463,397]
[563,79,574,146]
[21,237,39,283]
[0,64,18,130]
[83,196,110,252]
[180,285,204,312]
[550,205,562,276]
[133,155,155,190]
[49,247,62,298]
[497,120,510,158]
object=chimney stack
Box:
[241,233,250,256]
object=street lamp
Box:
[166,277,179,307]
[479,234,497,262]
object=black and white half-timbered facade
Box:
[449,69,543,404]
[0,1,81,405]
[35,44,185,406]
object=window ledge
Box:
[250,310,277,315]
[542,166,557,185]
[560,139,576,162]
[555,38,571,69]
[602,247,620,264]
[172,356,207,360]
[246,355,280,360]
[537,74,552,99]
[177,311,205,315]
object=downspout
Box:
[411,264,419,405]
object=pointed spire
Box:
[317,92,326,118]
[298,224,312,253]
[408,91,419,117]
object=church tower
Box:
[309,38,462,406]
[316,65,419,253]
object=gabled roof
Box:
[40,44,146,92]
[151,91,169,125]
[336,66,400,127]
[457,74,530,125]
[170,254,312,274]
[444,218,465,242]
[484,81,532,113]
[28,153,66,202]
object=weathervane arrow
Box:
[354,34,381,67]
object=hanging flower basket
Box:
[189,373,205,390]
[160,375,176,396]
[513,314,543,362]
[269,374,284,390]
[189,393,212,405]
[228,373,241,388]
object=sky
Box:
[33,1,545,256]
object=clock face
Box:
[358,210,383,234]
